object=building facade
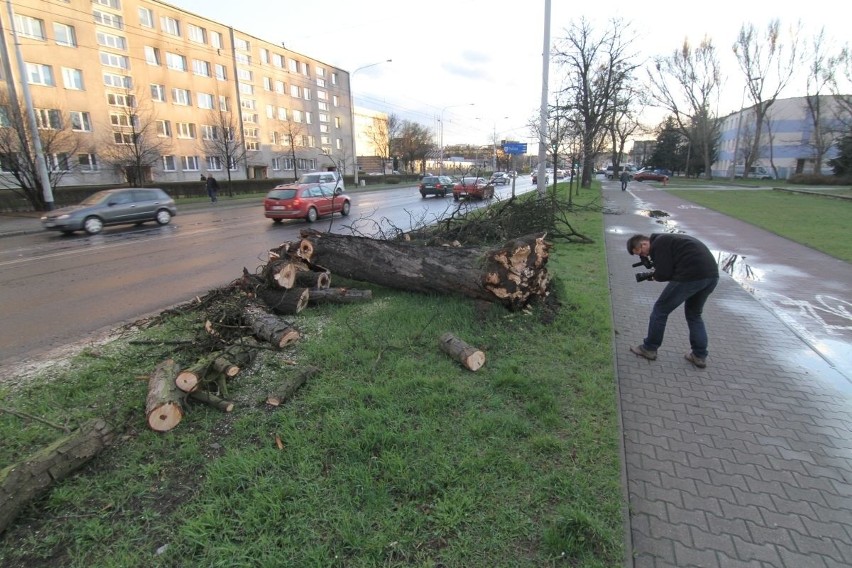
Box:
[0,0,354,187]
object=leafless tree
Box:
[827,43,852,131]
[98,87,171,187]
[276,119,310,180]
[647,36,722,179]
[0,93,82,210]
[608,82,646,173]
[365,113,401,174]
[553,17,640,188]
[799,28,841,175]
[395,120,434,174]
[201,107,246,195]
[733,19,801,177]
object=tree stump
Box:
[439,333,486,371]
[145,359,184,432]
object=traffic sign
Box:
[503,142,527,155]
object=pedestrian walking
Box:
[620,170,631,191]
[626,233,719,368]
[205,175,219,203]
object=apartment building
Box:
[0,0,354,187]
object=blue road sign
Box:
[503,142,527,155]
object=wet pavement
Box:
[605,181,852,567]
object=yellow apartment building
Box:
[0,0,356,187]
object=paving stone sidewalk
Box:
[604,182,852,567]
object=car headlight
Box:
[57,214,71,220]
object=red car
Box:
[632,169,669,182]
[452,176,495,201]
[264,175,350,223]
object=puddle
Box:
[635,209,684,233]
[712,250,764,294]
[636,209,669,218]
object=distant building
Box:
[0,0,354,187]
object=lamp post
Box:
[439,103,474,175]
[350,59,391,186]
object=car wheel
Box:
[272,218,283,224]
[420,192,426,198]
[453,194,459,201]
[306,207,318,223]
[341,200,351,216]
[83,216,103,235]
[155,209,172,225]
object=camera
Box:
[632,255,654,283]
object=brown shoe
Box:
[630,344,657,361]
[685,352,706,368]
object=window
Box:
[176,122,196,139]
[289,59,298,73]
[150,84,166,102]
[100,52,129,70]
[319,124,329,133]
[165,53,186,71]
[187,23,206,43]
[305,112,312,124]
[335,138,342,150]
[333,95,339,107]
[206,156,222,170]
[160,16,180,36]
[242,113,258,124]
[62,68,84,90]
[113,131,134,144]
[53,23,77,46]
[317,90,328,101]
[70,111,92,131]
[109,112,135,128]
[162,155,176,171]
[334,117,341,128]
[240,98,256,110]
[235,53,250,65]
[245,141,259,151]
[244,127,258,138]
[46,153,71,171]
[93,10,123,29]
[303,89,311,101]
[239,83,254,96]
[15,15,46,40]
[181,156,199,171]
[290,85,300,98]
[78,153,98,171]
[144,46,160,66]
[26,63,54,86]
[214,64,226,81]
[266,104,274,118]
[234,37,249,50]
[317,67,325,77]
[272,158,281,170]
[318,101,329,111]
[201,125,217,140]
[275,80,284,94]
[263,77,272,91]
[273,53,284,68]
[292,110,302,123]
[94,0,121,9]
[103,73,132,89]
[107,92,134,107]
[96,32,126,50]
[172,88,190,105]
[35,108,62,129]
[301,62,310,76]
[259,49,269,64]
[319,113,329,123]
[138,7,154,28]
[218,95,229,111]
[331,72,337,85]
[270,131,279,145]
[321,135,330,146]
[210,31,223,49]
[197,92,214,109]
[237,68,252,81]
[278,107,287,121]
[192,59,210,77]
[156,120,171,137]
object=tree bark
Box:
[256,287,310,315]
[307,288,372,304]
[297,230,551,310]
[245,306,300,348]
[0,418,114,534]
[266,366,320,406]
[439,333,486,371]
[189,391,234,412]
[145,359,184,432]
[293,269,331,290]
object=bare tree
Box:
[554,17,639,188]
[365,113,401,174]
[201,107,246,195]
[648,36,722,180]
[827,43,852,132]
[98,87,171,187]
[733,19,801,177]
[277,119,311,180]
[800,28,839,175]
[395,120,434,174]
[608,82,646,173]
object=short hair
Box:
[626,234,649,255]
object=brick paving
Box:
[604,182,852,567]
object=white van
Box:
[734,165,774,179]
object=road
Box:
[0,177,539,368]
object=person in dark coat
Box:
[205,175,219,203]
[626,233,719,368]
[620,170,631,191]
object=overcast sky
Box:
[171,0,847,148]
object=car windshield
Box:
[298,174,322,184]
[422,177,438,183]
[461,177,480,184]
[267,189,298,200]
[79,190,113,206]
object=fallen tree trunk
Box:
[293,269,331,290]
[439,333,486,371]
[256,287,310,315]
[145,359,183,432]
[189,391,234,412]
[307,288,372,304]
[297,230,551,310]
[0,418,114,534]
[244,306,300,348]
[266,366,320,406]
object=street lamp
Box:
[439,103,474,175]
[350,59,391,186]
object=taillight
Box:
[292,199,301,207]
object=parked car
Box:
[452,176,494,201]
[419,175,454,198]
[490,172,511,185]
[264,173,350,223]
[531,172,549,184]
[632,169,670,182]
[41,187,176,235]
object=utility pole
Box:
[536,0,551,198]
[6,0,55,210]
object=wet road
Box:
[610,183,852,381]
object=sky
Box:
[170,0,847,149]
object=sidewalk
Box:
[604,182,852,567]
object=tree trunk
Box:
[439,333,486,371]
[266,366,320,406]
[293,269,331,290]
[256,287,310,315]
[0,418,114,534]
[297,230,551,310]
[145,358,183,432]
[245,306,301,348]
[189,391,234,412]
[307,288,372,304]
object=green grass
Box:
[0,187,624,567]
[665,189,852,262]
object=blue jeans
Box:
[643,277,718,358]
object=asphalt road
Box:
[0,177,539,369]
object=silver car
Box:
[41,187,177,235]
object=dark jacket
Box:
[648,233,718,282]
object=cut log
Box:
[245,306,301,348]
[266,366,320,406]
[256,287,310,315]
[189,391,234,413]
[293,269,331,290]
[175,352,239,393]
[439,332,486,371]
[307,287,372,304]
[297,230,551,310]
[145,358,184,432]
[0,418,114,534]
[263,259,301,289]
